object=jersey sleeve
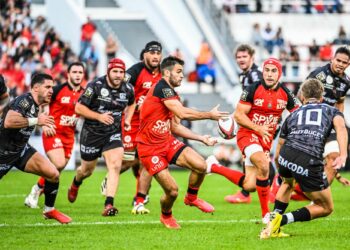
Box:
[250,70,263,85]
[126,83,135,105]
[0,75,7,96]
[239,83,257,105]
[78,81,97,107]
[153,81,178,101]
[282,85,299,111]
[11,95,31,117]
[125,62,143,86]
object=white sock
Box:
[44,206,54,212]
[285,212,294,224]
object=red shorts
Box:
[236,131,271,157]
[42,133,74,159]
[138,136,186,175]
[123,128,138,151]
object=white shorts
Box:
[244,144,264,166]
[323,140,339,158]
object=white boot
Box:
[24,184,42,209]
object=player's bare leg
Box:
[176,147,214,213]
[154,168,180,229]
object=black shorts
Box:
[80,128,123,161]
[326,129,336,142]
[0,144,37,179]
[278,145,328,192]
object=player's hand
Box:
[332,155,347,170]
[338,176,350,186]
[98,112,114,125]
[201,135,218,146]
[42,125,56,137]
[38,113,56,128]
[210,104,230,121]
[124,121,131,131]
[256,125,273,144]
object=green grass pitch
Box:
[1,169,349,249]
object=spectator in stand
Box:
[196,41,216,92]
[289,45,300,77]
[261,23,275,55]
[309,39,320,61]
[279,49,289,77]
[80,16,96,59]
[105,34,118,62]
[319,41,333,61]
[172,48,184,61]
[274,27,285,52]
[252,23,264,48]
[333,25,350,45]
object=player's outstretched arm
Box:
[333,115,348,169]
[4,110,55,129]
[164,99,229,121]
[170,116,217,145]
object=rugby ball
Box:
[218,117,237,139]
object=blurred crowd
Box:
[0,0,101,100]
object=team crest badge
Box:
[162,88,174,98]
[316,72,326,82]
[84,87,93,97]
[101,88,109,97]
[151,156,159,164]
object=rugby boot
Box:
[43,209,72,224]
[102,204,118,216]
[24,184,43,208]
[225,190,251,204]
[68,183,80,203]
[131,203,150,215]
[160,215,181,229]
[184,196,215,213]
[259,212,283,239]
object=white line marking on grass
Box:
[1,217,349,228]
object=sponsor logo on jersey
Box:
[254,99,264,107]
[60,114,78,126]
[109,133,121,142]
[337,82,346,91]
[326,75,333,84]
[101,88,109,97]
[240,90,248,101]
[278,155,309,177]
[143,81,152,89]
[61,96,71,104]
[162,88,174,98]
[81,145,100,154]
[316,72,326,82]
[252,113,279,126]
[119,93,126,100]
[249,133,259,143]
[84,87,93,97]
[151,156,159,164]
[124,73,131,83]
[277,99,287,109]
[124,135,131,143]
[152,119,170,134]
[19,99,30,109]
[53,137,63,148]
[0,164,12,171]
[30,105,36,114]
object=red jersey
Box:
[237,81,299,143]
[136,79,179,150]
[49,83,84,137]
[125,62,162,126]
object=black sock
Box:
[187,186,199,195]
[269,162,276,185]
[137,192,147,199]
[281,207,311,226]
[73,176,82,186]
[162,210,172,217]
[274,199,289,214]
[241,189,250,197]
[44,180,59,207]
[105,196,114,206]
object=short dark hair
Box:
[31,73,53,88]
[300,78,324,100]
[335,46,350,59]
[67,62,85,72]
[235,44,255,57]
[160,56,184,74]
